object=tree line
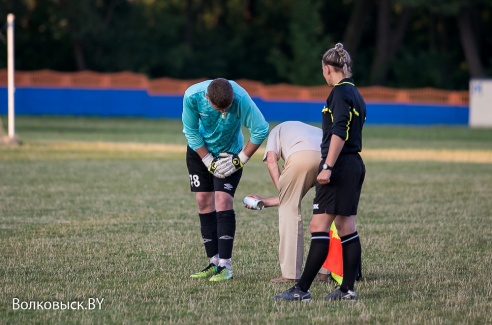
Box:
[1,0,491,90]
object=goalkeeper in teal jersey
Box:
[182,78,269,282]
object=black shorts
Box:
[313,153,365,216]
[186,146,243,197]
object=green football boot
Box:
[209,266,233,282]
[190,263,218,279]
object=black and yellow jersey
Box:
[320,78,366,158]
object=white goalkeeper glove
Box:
[215,151,250,177]
[202,153,225,179]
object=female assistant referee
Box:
[274,43,366,301]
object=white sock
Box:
[210,254,219,266]
[218,258,231,269]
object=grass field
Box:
[1,116,492,324]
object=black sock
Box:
[216,210,236,259]
[198,211,218,258]
[340,231,361,292]
[297,232,329,292]
[356,256,363,281]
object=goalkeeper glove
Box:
[202,153,225,178]
[215,151,250,177]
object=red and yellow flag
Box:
[322,222,343,284]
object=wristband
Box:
[202,153,214,169]
[238,150,250,165]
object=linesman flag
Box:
[322,222,343,285]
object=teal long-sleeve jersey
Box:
[182,80,269,157]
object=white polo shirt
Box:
[263,121,321,162]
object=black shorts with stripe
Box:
[312,153,365,216]
[186,146,243,197]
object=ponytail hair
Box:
[322,43,352,78]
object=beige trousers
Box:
[278,150,320,279]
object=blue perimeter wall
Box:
[0,87,469,125]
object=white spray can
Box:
[243,196,264,210]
